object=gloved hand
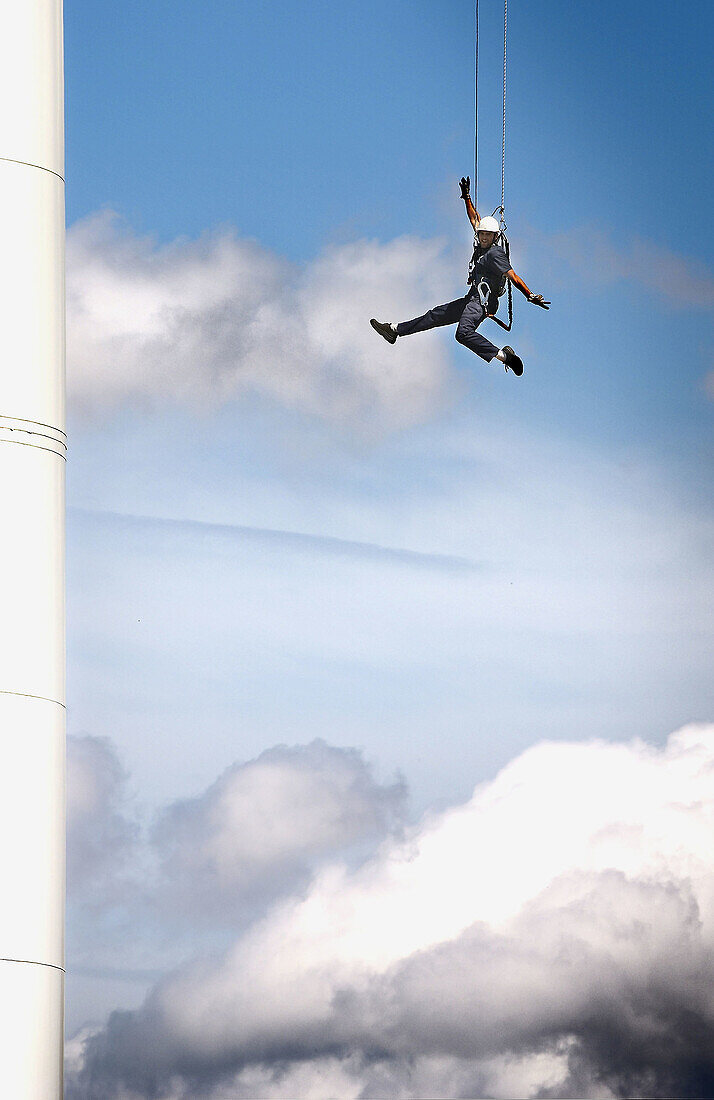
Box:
[528,293,550,309]
[459,176,471,200]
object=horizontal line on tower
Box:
[0,416,66,439]
[0,435,66,459]
[0,417,66,456]
[0,958,65,974]
[0,690,66,710]
[0,156,64,183]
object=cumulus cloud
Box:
[66,210,713,431]
[67,735,138,894]
[65,737,407,1037]
[66,212,460,428]
[66,210,714,432]
[152,739,406,915]
[67,724,714,1099]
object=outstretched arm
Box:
[459,177,479,230]
[507,268,550,308]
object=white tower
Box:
[0,1,65,1095]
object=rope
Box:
[474,0,507,221]
[501,0,507,216]
[474,0,479,208]
[500,0,511,329]
[472,0,513,334]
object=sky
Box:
[61,1,714,1097]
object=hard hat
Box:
[477,216,500,234]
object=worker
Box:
[370,176,549,376]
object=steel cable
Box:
[501,0,507,216]
[474,0,479,208]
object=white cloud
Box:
[66,211,714,435]
[64,737,407,1036]
[67,724,714,1099]
[67,735,137,894]
[151,739,406,914]
[66,212,460,428]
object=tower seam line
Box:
[0,958,65,974]
[0,156,64,183]
[0,690,66,710]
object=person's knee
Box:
[455,323,471,345]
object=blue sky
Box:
[62,0,714,809]
[65,0,711,250]
[62,1,714,1090]
[64,0,713,461]
[62,0,714,858]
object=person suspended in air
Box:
[370,176,549,376]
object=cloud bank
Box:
[67,724,714,1099]
[66,212,714,431]
[66,212,458,428]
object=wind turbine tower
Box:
[0,0,66,1095]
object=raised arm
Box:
[459,177,479,230]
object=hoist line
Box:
[474,0,479,209]
[501,0,507,218]
[473,0,513,331]
[474,0,507,220]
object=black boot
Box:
[370,318,398,344]
[501,346,523,376]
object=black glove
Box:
[459,176,471,200]
[528,293,550,309]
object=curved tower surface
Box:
[0,1,65,1095]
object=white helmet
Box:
[477,216,500,235]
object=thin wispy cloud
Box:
[545,226,714,309]
[69,506,476,573]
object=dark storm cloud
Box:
[68,872,714,1099]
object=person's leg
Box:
[396,295,469,337]
[454,296,500,362]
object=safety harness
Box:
[468,217,514,332]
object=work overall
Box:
[395,241,511,362]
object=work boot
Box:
[501,346,523,376]
[370,318,398,344]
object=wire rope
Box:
[472,0,514,332]
[501,0,507,217]
[474,0,479,208]
[474,0,507,218]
